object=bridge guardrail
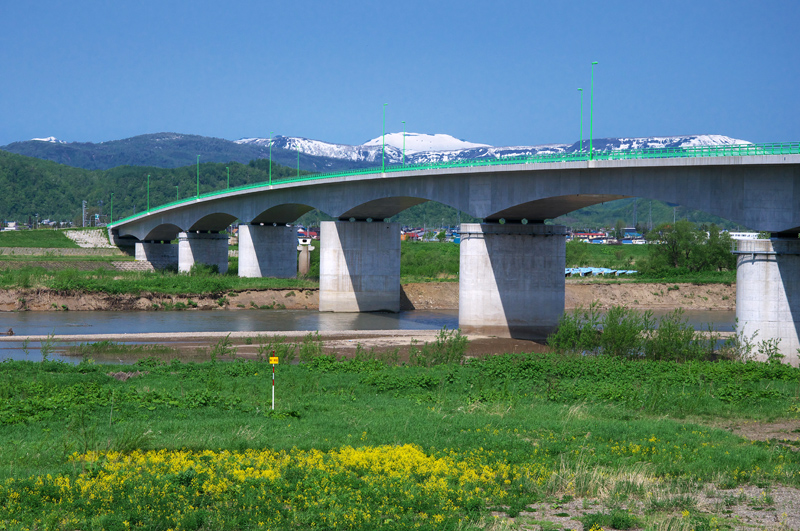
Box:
[108,141,799,227]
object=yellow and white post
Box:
[270,353,279,410]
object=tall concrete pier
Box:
[134,241,177,270]
[319,221,401,312]
[177,231,229,274]
[237,224,297,278]
[735,238,800,365]
[458,223,567,339]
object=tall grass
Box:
[547,303,774,362]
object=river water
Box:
[0,308,735,363]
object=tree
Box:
[644,220,735,272]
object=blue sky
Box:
[1,0,798,148]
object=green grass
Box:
[0,266,317,294]
[1,337,799,529]
[0,229,80,248]
[566,240,649,269]
[400,241,459,280]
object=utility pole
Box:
[82,200,87,228]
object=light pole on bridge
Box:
[578,88,583,153]
[269,131,274,186]
[590,61,598,159]
[110,193,113,224]
[402,120,406,166]
[146,174,150,212]
[382,103,388,173]
[196,155,200,198]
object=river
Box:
[0,308,735,363]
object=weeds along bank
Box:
[0,265,736,311]
[1,330,800,530]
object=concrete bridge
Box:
[109,145,800,364]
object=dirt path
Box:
[0,281,735,313]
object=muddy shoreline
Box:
[0,281,736,312]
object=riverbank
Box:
[0,281,736,312]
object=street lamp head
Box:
[592,61,598,65]
[578,88,583,92]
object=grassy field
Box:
[0,229,80,248]
[1,333,799,530]
[0,266,317,293]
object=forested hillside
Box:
[0,150,310,224]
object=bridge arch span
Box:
[141,223,183,242]
[338,196,442,221]
[251,203,317,225]
[189,212,238,233]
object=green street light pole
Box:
[401,120,406,166]
[110,193,113,224]
[146,174,150,212]
[196,155,200,198]
[578,88,584,153]
[175,185,179,201]
[590,61,598,159]
[268,131,274,185]
[382,103,388,173]
[227,166,230,189]
[297,144,300,179]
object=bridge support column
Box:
[319,221,400,312]
[459,223,567,339]
[735,237,800,365]
[178,231,229,274]
[135,241,178,270]
[238,224,297,278]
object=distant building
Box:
[728,232,760,240]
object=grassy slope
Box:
[0,229,80,248]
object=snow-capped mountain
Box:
[236,133,750,167]
[2,131,753,173]
[362,132,490,154]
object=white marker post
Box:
[269,353,279,410]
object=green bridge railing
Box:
[108,141,799,228]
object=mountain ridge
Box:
[2,132,751,172]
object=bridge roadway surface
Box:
[109,153,800,364]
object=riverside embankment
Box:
[0,280,735,312]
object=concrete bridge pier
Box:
[238,224,297,278]
[178,231,229,274]
[735,237,800,365]
[134,241,178,270]
[459,222,567,339]
[319,221,401,312]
